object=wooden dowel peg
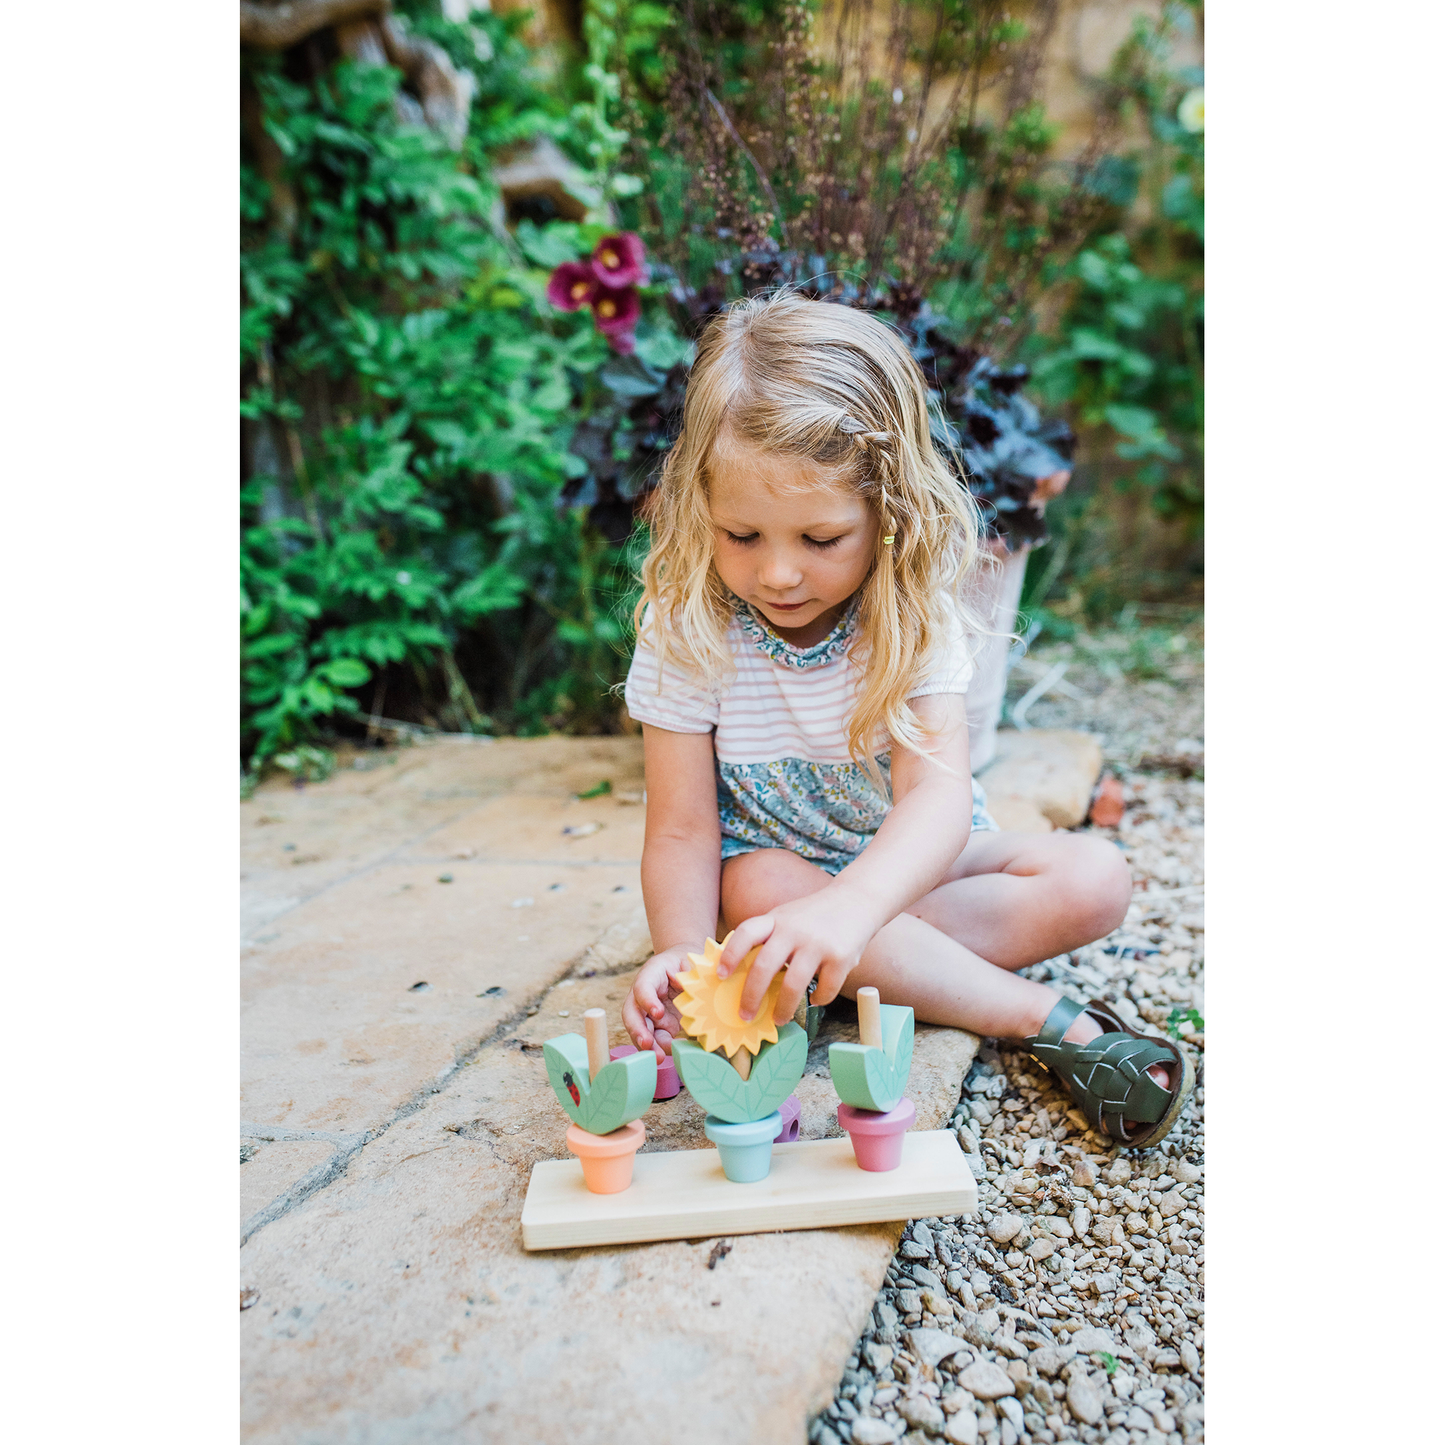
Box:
[584,1008,608,1080]
[727,1046,753,1081]
[857,987,883,1050]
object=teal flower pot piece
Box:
[704,1112,781,1182]
[672,1021,808,1124]
[543,1033,656,1135]
[828,1004,914,1114]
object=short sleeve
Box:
[623,606,721,733]
[908,592,975,699]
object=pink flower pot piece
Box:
[774,1093,801,1142]
[838,1098,916,1172]
[611,1043,681,1101]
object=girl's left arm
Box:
[718,691,974,1020]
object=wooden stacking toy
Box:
[519,950,975,1250]
[543,1008,656,1193]
[829,987,916,1171]
[670,937,809,1182]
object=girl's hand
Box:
[621,943,696,1060]
[717,886,885,1026]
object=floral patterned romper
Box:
[624,595,999,874]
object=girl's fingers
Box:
[621,994,651,1043]
[772,953,820,1025]
[717,915,774,978]
[810,959,849,1008]
[738,934,794,1019]
[653,1027,673,1061]
[632,974,661,1016]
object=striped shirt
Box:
[624,595,986,871]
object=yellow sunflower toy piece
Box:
[674,934,784,1057]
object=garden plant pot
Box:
[704,1111,782,1183]
[773,1093,801,1142]
[565,1119,646,1194]
[611,1043,681,1100]
[838,1097,916,1172]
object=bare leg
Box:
[721,831,1136,1054]
[907,829,1135,970]
[721,845,1089,1039]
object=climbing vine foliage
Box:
[241,10,634,781]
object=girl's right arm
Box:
[621,724,722,1058]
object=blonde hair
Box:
[635,289,988,769]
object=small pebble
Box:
[987,1214,1024,1246]
[907,1328,967,1369]
[959,1360,1015,1401]
[849,1421,896,1445]
[1029,1346,1075,1377]
[921,1288,952,1317]
[912,1265,944,1293]
[944,1412,978,1445]
[1067,1376,1104,1425]
[900,1397,945,1433]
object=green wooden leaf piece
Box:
[542,1033,656,1134]
[828,1004,914,1113]
[672,1022,808,1124]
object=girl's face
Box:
[707,438,879,646]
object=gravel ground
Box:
[812,629,1205,1445]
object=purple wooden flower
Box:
[546,262,598,311]
[590,285,640,351]
[589,232,647,289]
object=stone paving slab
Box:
[241,737,644,937]
[241,736,647,1133]
[975,728,1104,830]
[241,1141,337,1230]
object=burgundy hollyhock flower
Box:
[590,285,640,352]
[589,232,647,289]
[546,262,598,311]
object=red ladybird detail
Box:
[563,1071,581,1106]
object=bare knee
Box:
[1047,834,1133,942]
[720,849,828,929]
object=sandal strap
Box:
[1030,995,1087,1048]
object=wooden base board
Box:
[520,1129,977,1251]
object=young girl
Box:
[620,291,1191,1149]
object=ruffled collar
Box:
[733,594,859,670]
